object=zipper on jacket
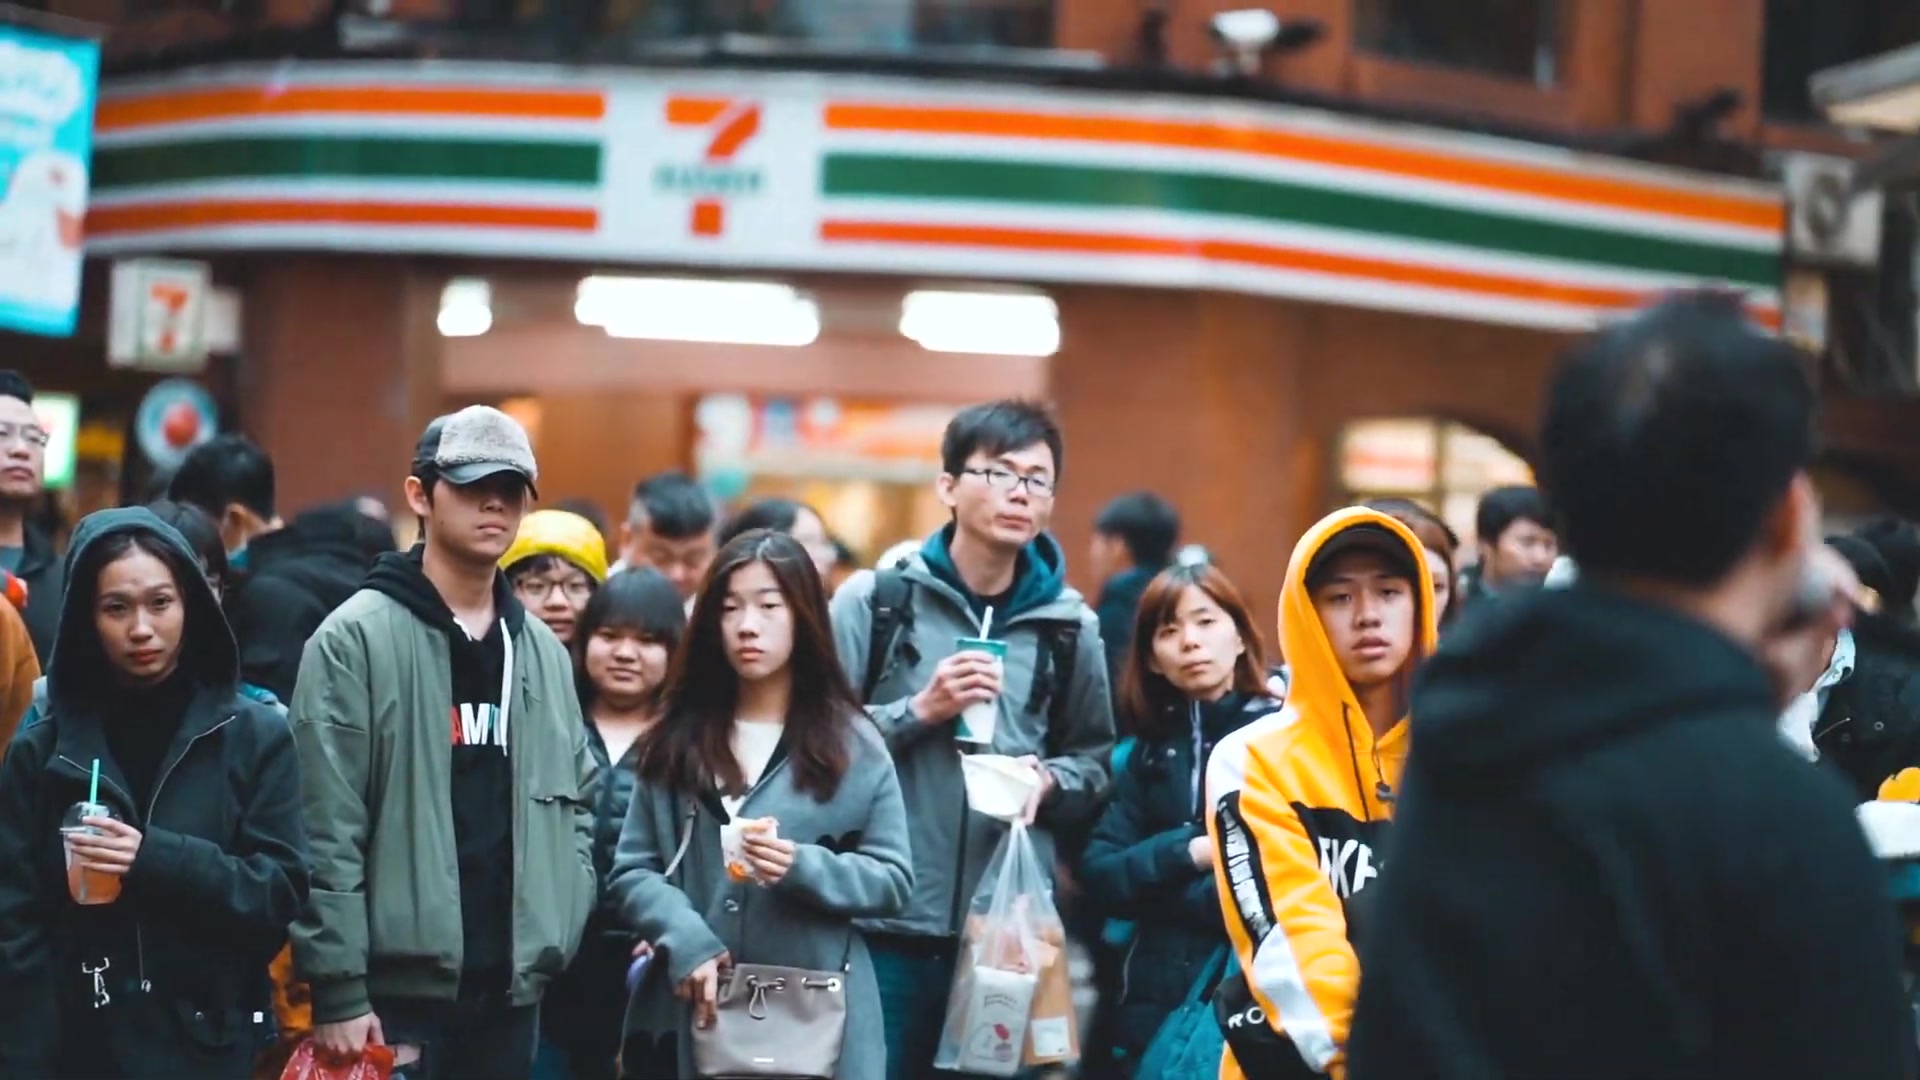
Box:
[1117,930,1142,1007]
[1189,702,1204,819]
[136,714,236,991]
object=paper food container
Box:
[961,755,1040,822]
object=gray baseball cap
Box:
[412,406,539,497]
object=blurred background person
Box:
[614,471,717,611]
[716,496,837,580]
[1089,492,1182,691]
[1455,485,1556,608]
[534,568,686,1080]
[503,509,611,648]
[0,371,63,665]
[1079,563,1276,1077]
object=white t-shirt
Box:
[722,720,785,819]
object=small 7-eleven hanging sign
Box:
[658,96,765,238]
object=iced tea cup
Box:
[61,801,122,906]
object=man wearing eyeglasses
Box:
[0,371,63,664]
[829,398,1115,1079]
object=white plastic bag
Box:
[934,820,1066,1076]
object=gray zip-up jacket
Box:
[609,720,912,1080]
[829,545,1114,937]
[288,587,598,1022]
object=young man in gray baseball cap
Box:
[289,406,595,1080]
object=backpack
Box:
[861,567,1080,729]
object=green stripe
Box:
[822,154,1777,287]
[93,135,601,189]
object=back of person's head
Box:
[168,435,276,522]
[145,500,228,591]
[718,498,806,548]
[940,399,1064,477]
[630,471,715,540]
[1094,492,1181,569]
[1474,486,1548,548]
[0,370,33,405]
[1540,292,1816,587]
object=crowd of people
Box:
[0,290,1918,1080]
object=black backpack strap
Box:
[862,567,915,703]
[1025,619,1081,729]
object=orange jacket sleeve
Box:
[1207,727,1357,1076]
[0,603,39,747]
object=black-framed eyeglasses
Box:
[0,422,50,449]
[515,577,594,603]
[962,467,1056,497]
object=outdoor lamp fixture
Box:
[436,278,492,338]
[1813,41,1920,133]
[1209,10,1324,78]
[574,275,821,347]
[899,290,1061,357]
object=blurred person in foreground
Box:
[613,472,717,610]
[1348,294,1915,1079]
[0,370,65,663]
[1089,492,1181,689]
[1202,507,1435,1079]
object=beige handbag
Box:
[663,800,853,1079]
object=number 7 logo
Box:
[665,96,763,238]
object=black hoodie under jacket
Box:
[1348,584,1915,1080]
[364,547,523,990]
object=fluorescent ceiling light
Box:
[900,290,1060,357]
[576,276,820,347]
[437,278,492,338]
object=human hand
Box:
[1188,834,1215,870]
[910,652,1003,723]
[1015,755,1053,825]
[1762,547,1860,708]
[676,952,732,1031]
[633,940,653,959]
[742,832,797,886]
[68,817,142,876]
[313,1012,385,1059]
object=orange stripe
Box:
[87,200,597,235]
[820,219,1782,327]
[667,97,732,126]
[97,86,605,132]
[824,104,1784,233]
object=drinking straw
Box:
[979,606,994,639]
[88,758,99,806]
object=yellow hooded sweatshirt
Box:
[1204,508,1437,1080]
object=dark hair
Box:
[1540,293,1816,587]
[630,471,716,540]
[1365,497,1459,625]
[718,498,817,549]
[146,500,227,587]
[1119,564,1269,739]
[1855,516,1920,616]
[635,529,859,802]
[169,435,276,522]
[1095,492,1182,568]
[555,497,611,542]
[1474,486,1549,548]
[0,370,33,404]
[66,528,217,684]
[575,568,687,713]
[941,399,1064,478]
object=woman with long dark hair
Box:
[608,530,911,1080]
[1078,563,1279,1075]
[537,569,686,1080]
[0,508,309,1078]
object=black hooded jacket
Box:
[227,506,389,702]
[0,508,310,1079]
[1816,614,1920,801]
[1348,585,1914,1080]
[363,547,522,988]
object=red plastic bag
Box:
[278,1039,395,1080]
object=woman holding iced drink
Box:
[609,529,912,1080]
[0,507,309,1078]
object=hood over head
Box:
[1410,583,1774,781]
[48,507,237,703]
[1278,507,1438,739]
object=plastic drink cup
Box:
[722,818,776,883]
[61,801,122,906]
[955,637,1008,745]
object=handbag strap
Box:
[1193,945,1234,1004]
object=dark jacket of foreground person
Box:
[1348,585,1916,1080]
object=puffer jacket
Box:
[1080,693,1281,1065]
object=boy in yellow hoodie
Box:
[1203,507,1436,1080]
